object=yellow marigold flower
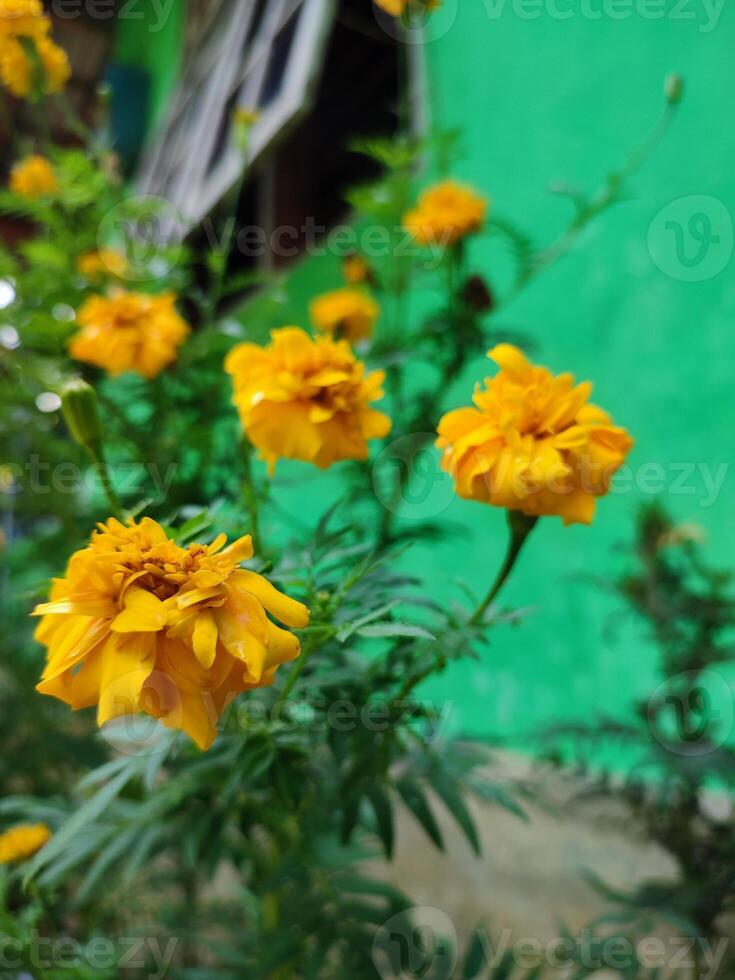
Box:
[0,0,48,38]
[69,291,190,379]
[403,179,487,248]
[77,248,129,282]
[342,253,372,286]
[33,518,310,750]
[9,154,57,199]
[310,287,379,343]
[0,823,51,864]
[436,344,634,526]
[225,326,392,473]
[375,0,441,15]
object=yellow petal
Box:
[230,569,310,628]
[192,609,218,669]
[111,587,168,633]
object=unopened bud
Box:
[60,379,102,450]
[665,73,684,105]
[461,274,494,314]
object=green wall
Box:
[134,2,735,739]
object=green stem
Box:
[469,512,538,625]
[241,440,261,549]
[86,441,124,520]
[280,633,328,700]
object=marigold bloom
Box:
[0,0,47,38]
[9,154,57,199]
[0,34,70,96]
[310,287,379,342]
[437,344,633,526]
[0,823,51,864]
[403,179,487,247]
[0,1,69,97]
[77,248,129,281]
[225,327,391,472]
[33,518,310,750]
[69,291,190,379]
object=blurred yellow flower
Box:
[342,253,372,286]
[9,154,57,199]
[225,327,392,472]
[375,0,441,15]
[33,518,310,750]
[233,106,260,126]
[437,344,633,526]
[77,248,129,282]
[0,1,69,97]
[404,179,487,247]
[0,0,47,38]
[69,291,190,379]
[310,287,379,342]
[0,823,51,864]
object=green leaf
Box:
[429,769,482,856]
[24,764,138,884]
[366,783,395,859]
[357,622,435,641]
[396,775,444,851]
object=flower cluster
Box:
[0,0,69,98]
[225,326,391,472]
[404,179,487,247]
[437,344,634,525]
[310,287,380,342]
[0,823,51,864]
[9,154,57,199]
[69,291,190,379]
[33,518,310,750]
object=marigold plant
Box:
[437,343,634,525]
[310,286,380,342]
[33,518,309,750]
[225,326,391,472]
[69,291,190,378]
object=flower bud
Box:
[60,378,102,450]
[461,274,494,313]
[664,73,684,105]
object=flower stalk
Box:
[469,511,538,625]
